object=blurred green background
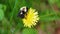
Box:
[0,0,60,34]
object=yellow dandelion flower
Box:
[22,8,39,28]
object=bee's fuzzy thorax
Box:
[18,6,28,18]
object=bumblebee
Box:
[18,6,28,18]
[18,6,39,28]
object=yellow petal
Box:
[22,8,39,28]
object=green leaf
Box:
[56,0,60,8]
[8,0,15,9]
[1,29,8,34]
[0,4,3,9]
[48,0,59,4]
[22,28,38,34]
[0,4,6,11]
[56,12,60,20]
[39,9,58,21]
[0,29,1,34]
[0,9,4,21]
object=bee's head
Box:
[18,6,28,18]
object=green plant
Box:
[0,0,60,34]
